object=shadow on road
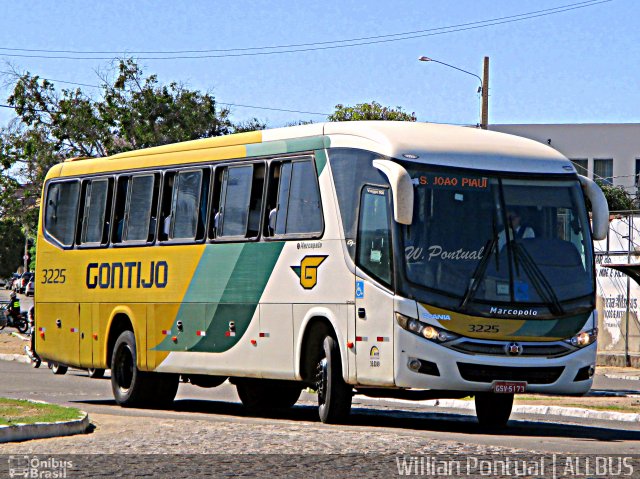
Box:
[70,397,640,443]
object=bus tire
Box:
[87,368,105,379]
[474,392,513,429]
[316,335,352,424]
[49,362,68,375]
[236,379,302,412]
[111,330,154,407]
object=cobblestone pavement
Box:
[0,410,527,455]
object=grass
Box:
[0,397,81,426]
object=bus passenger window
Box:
[217,165,253,238]
[44,181,80,247]
[172,170,203,240]
[80,178,111,245]
[159,173,175,241]
[266,158,323,237]
[112,177,129,244]
[124,174,156,242]
[357,187,392,286]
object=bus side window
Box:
[123,174,156,243]
[266,158,323,237]
[208,168,224,239]
[79,178,112,246]
[44,180,81,247]
[171,169,205,241]
[357,187,392,286]
[216,165,253,238]
[112,176,130,244]
[247,163,265,238]
[159,172,175,241]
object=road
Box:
[2,289,639,477]
[0,359,638,457]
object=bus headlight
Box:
[395,313,459,343]
[565,328,598,348]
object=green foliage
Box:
[0,219,25,277]
[328,101,417,122]
[596,182,635,212]
[0,59,250,232]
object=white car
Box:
[25,279,35,297]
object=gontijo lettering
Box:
[86,261,168,289]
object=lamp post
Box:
[418,56,489,129]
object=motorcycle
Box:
[0,302,29,334]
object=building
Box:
[490,124,640,195]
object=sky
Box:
[0,0,638,129]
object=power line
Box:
[0,1,611,61]
[0,1,605,55]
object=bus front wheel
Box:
[111,330,178,408]
[315,335,352,424]
[474,392,514,428]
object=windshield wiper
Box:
[512,242,565,316]
[459,236,497,311]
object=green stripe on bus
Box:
[314,149,327,176]
[153,241,285,352]
[511,313,588,339]
[245,137,326,158]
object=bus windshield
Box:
[400,165,594,311]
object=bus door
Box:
[354,186,395,385]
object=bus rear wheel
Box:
[48,362,68,375]
[315,335,352,424]
[111,330,178,408]
[236,379,302,412]
[474,392,514,429]
[87,368,105,379]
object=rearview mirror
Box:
[578,175,609,240]
[372,159,414,225]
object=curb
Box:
[605,374,640,381]
[0,405,90,443]
[366,397,640,423]
[0,353,30,364]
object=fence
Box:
[594,211,640,367]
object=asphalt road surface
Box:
[0,359,638,457]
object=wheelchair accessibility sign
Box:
[355,280,364,299]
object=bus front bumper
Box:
[394,328,597,395]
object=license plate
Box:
[492,381,527,394]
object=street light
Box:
[418,56,488,129]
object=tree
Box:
[328,101,416,122]
[0,59,255,234]
[597,182,635,212]
[0,219,25,277]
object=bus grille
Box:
[457,363,564,384]
[450,341,573,358]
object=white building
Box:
[490,124,640,196]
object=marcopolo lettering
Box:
[86,261,169,289]
[490,306,538,317]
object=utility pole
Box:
[481,56,489,130]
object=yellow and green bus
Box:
[35,121,608,426]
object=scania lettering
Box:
[34,122,608,427]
